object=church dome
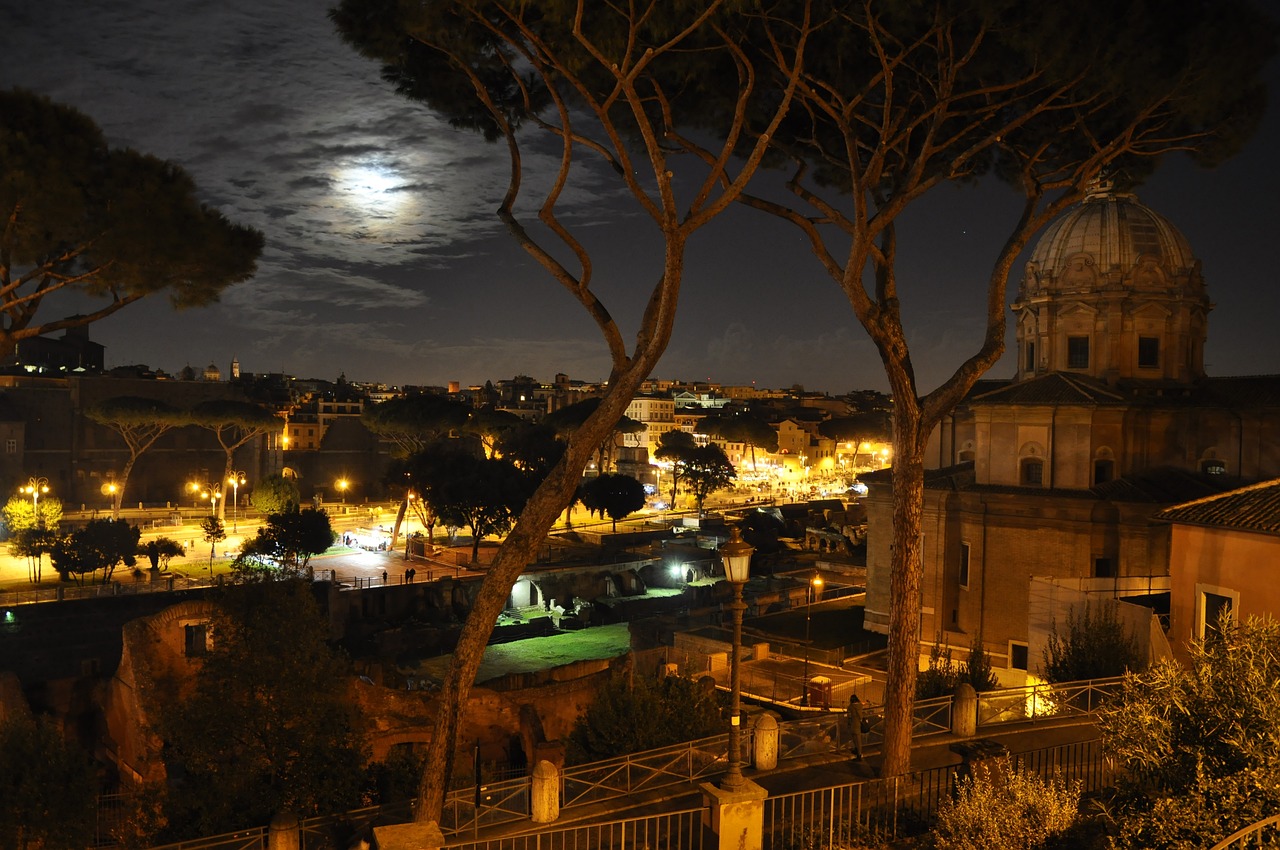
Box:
[1013,184,1210,385]
[1024,185,1198,295]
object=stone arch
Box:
[507,578,543,610]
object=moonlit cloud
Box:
[3,1,1277,392]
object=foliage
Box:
[700,412,778,469]
[493,422,565,478]
[817,413,891,468]
[2,493,62,533]
[567,670,723,764]
[49,519,140,583]
[0,89,263,357]
[8,526,59,582]
[1097,615,1280,850]
[579,473,646,531]
[86,396,188,518]
[683,443,736,515]
[1043,600,1143,683]
[237,508,334,574]
[198,516,225,566]
[187,400,279,518]
[139,537,185,571]
[249,473,300,514]
[407,441,534,563]
[916,637,999,699]
[932,759,1080,850]
[0,713,97,850]
[653,429,697,506]
[159,578,367,838]
[362,393,471,456]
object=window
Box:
[4,439,14,454]
[959,543,970,588]
[1094,557,1116,578]
[1138,336,1160,368]
[1025,341,1036,373]
[1201,592,1233,643]
[184,624,208,657]
[1094,459,1114,484]
[1021,458,1044,486]
[1067,336,1090,369]
[1009,642,1029,671]
[1202,459,1227,475]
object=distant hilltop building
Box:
[202,362,221,382]
[862,186,1280,682]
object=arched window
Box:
[1201,459,1227,475]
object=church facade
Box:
[862,186,1280,680]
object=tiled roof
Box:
[970,373,1125,405]
[1155,478,1280,535]
[1092,467,1250,504]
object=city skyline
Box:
[3,0,1278,394]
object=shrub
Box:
[1043,600,1142,682]
[932,759,1080,850]
[567,666,723,763]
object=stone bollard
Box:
[530,759,560,823]
[268,812,299,850]
[952,682,978,738]
[752,713,779,771]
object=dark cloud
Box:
[2,1,1276,393]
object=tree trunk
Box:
[416,393,638,822]
[389,498,408,550]
[879,400,928,778]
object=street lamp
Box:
[188,481,221,515]
[227,472,246,530]
[336,478,349,504]
[20,477,49,523]
[802,573,824,706]
[718,524,754,792]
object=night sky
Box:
[3,1,1278,394]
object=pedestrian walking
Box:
[846,694,864,760]
[382,570,388,585]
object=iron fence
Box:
[442,807,709,850]
[976,677,1123,728]
[764,737,1113,848]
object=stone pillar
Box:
[752,713,779,771]
[530,759,560,824]
[268,812,299,850]
[700,779,767,850]
[952,683,977,738]
[372,821,446,850]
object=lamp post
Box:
[802,573,824,706]
[20,477,49,525]
[227,471,245,531]
[188,481,220,515]
[336,478,349,504]
[718,524,754,792]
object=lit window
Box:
[1067,336,1089,369]
[4,439,15,454]
[1138,336,1160,368]
[1202,459,1227,475]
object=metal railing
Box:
[1211,814,1280,849]
[764,738,1115,848]
[443,807,709,850]
[135,677,1123,850]
[977,677,1124,728]
[0,573,215,606]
